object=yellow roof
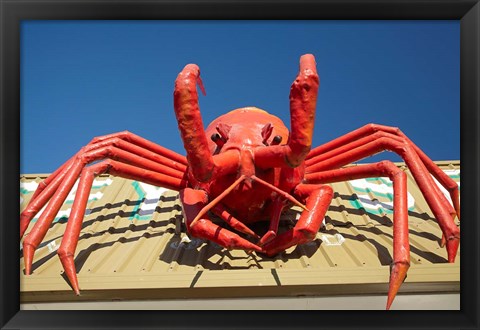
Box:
[20,161,460,304]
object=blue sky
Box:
[21,20,459,174]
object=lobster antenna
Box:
[189,175,246,228]
[250,175,308,211]
[189,174,308,229]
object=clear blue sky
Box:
[20,20,459,174]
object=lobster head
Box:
[174,54,319,184]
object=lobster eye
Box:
[271,135,282,145]
[211,133,226,147]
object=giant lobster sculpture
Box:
[20,54,460,309]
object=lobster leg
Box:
[263,184,333,256]
[26,130,186,208]
[307,124,460,220]
[306,130,458,250]
[306,131,456,220]
[20,156,77,238]
[254,54,319,168]
[22,145,187,275]
[28,154,76,202]
[306,161,411,310]
[88,130,187,166]
[211,204,260,239]
[57,159,187,294]
[258,196,288,246]
[306,136,459,262]
[180,188,263,253]
[20,134,187,238]
[22,161,84,275]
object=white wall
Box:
[21,293,460,310]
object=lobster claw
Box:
[174,64,214,183]
[196,74,206,96]
[253,54,319,169]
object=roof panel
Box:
[19,161,460,304]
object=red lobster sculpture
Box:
[20,54,460,309]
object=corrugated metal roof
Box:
[19,161,460,305]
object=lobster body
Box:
[198,107,304,223]
[20,54,460,310]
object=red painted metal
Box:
[20,54,460,310]
[306,161,410,310]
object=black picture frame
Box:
[1,0,478,329]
